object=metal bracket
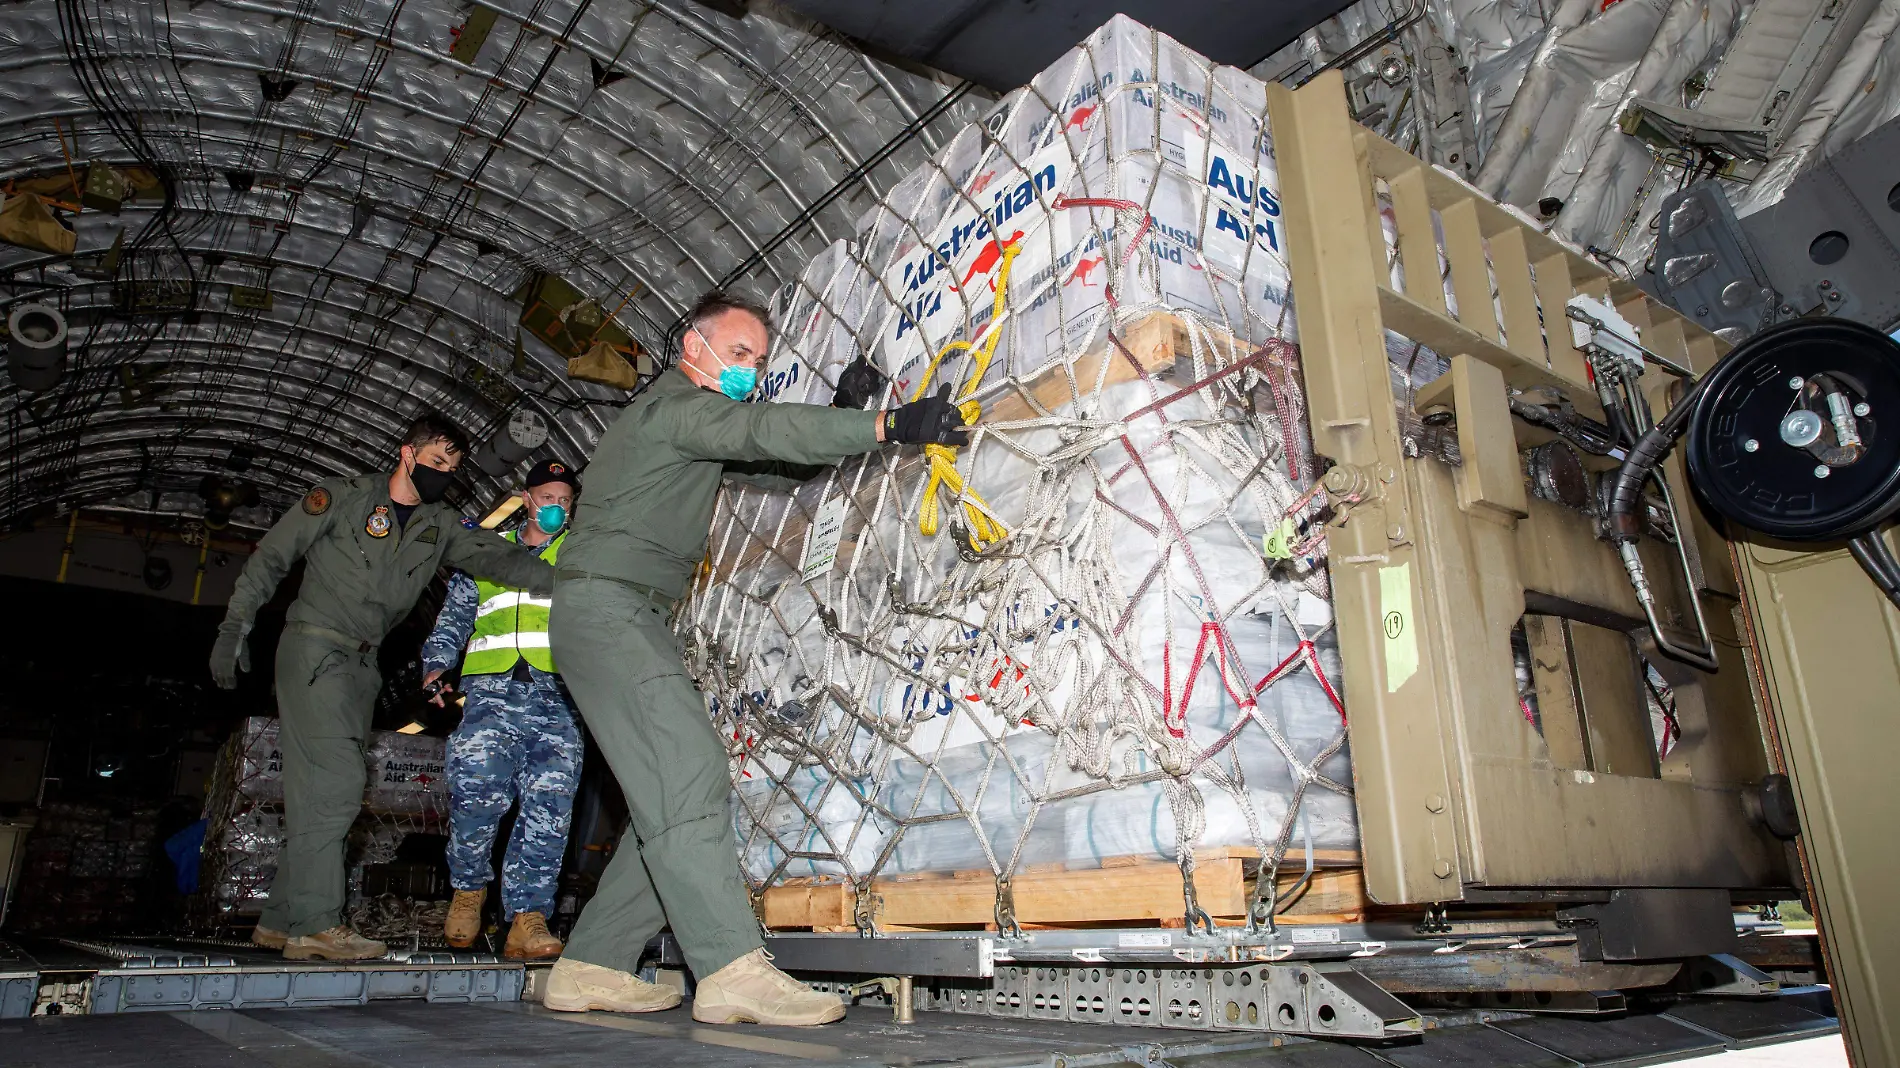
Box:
[747,883,770,935]
[1244,861,1277,934]
[1675,953,1782,997]
[846,975,916,1023]
[1178,858,1216,937]
[854,883,881,937]
[1263,962,1425,1038]
[995,875,1025,940]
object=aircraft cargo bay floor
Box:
[0,996,1841,1068]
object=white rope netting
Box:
[679,17,1450,925]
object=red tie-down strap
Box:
[1052,195,1155,260]
[731,724,759,780]
[1165,617,1350,743]
[1110,334,1310,484]
[1253,638,1347,726]
[1170,629,1353,778]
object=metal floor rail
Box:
[0,936,524,1017]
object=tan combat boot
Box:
[503,911,563,961]
[691,948,845,1026]
[250,925,288,950]
[542,958,682,1013]
[283,926,387,961]
[445,888,486,948]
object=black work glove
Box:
[831,355,887,410]
[883,383,970,446]
[210,619,252,691]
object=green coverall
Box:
[218,473,554,936]
[553,368,881,979]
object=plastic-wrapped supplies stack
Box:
[681,16,1419,912]
[195,717,450,920]
[8,802,160,933]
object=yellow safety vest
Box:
[465,530,562,676]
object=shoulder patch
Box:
[302,486,331,515]
[460,517,479,530]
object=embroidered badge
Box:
[366,505,392,538]
[460,517,478,530]
[302,486,331,516]
[417,526,439,544]
[549,463,566,474]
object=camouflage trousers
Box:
[445,673,584,919]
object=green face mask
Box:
[690,327,758,400]
[534,504,567,534]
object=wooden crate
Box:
[760,848,1367,932]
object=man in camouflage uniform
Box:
[540,291,968,1024]
[211,414,554,962]
[420,459,581,960]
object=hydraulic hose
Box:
[1607,376,1708,540]
[1849,529,1900,612]
[1604,375,1720,671]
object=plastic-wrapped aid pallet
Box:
[197,717,451,918]
[209,717,450,815]
[678,17,1458,923]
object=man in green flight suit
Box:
[541,291,967,1025]
[210,413,556,962]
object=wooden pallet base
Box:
[760,848,1366,931]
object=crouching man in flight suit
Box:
[420,459,583,960]
[211,414,556,961]
[541,291,968,1025]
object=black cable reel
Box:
[1686,319,1900,541]
[1646,318,1900,606]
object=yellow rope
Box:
[909,241,1022,550]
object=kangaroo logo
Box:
[951,230,1024,293]
[1065,255,1104,288]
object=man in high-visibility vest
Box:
[420,459,582,960]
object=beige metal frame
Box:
[1733,533,1900,1066]
[1264,73,1789,906]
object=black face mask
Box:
[409,463,456,505]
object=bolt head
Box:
[1814,465,1831,479]
[1780,410,1824,448]
[1854,402,1871,417]
[1743,438,1759,452]
[1433,859,1454,878]
[1789,376,1805,390]
[1386,523,1405,541]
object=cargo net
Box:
[681,17,1447,930]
